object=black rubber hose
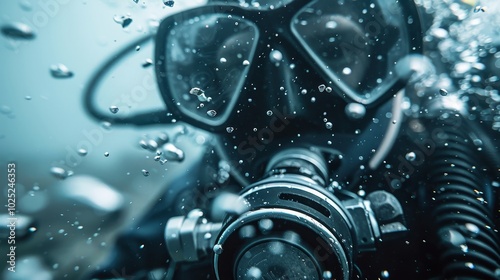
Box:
[425,119,500,279]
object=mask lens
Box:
[164,14,259,124]
[291,0,411,104]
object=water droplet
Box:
[269,50,283,63]
[142,59,153,68]
[28,226,37,233]
[258,218,274,232]
[300,89,307,95]
[390,179,401,189]
[345,103,366,119]
[160,143,184,161]
[50,63,74,79]
[104,152,110,157]
[465,223,480,236]
[142,169,150,176]
[203,232,212,240]
[114,15,133,28]
[325,122,333,129]
[392,120,397,124]
[135,45,141,51]
[381,270,389,278]
[101,121,112,130]
[213,244,223,254]
[318,84,326,92]
[246,266,262,279]
[395,54,435,82]
[207,110,217,117]
[239,225,256,239]
[109,105,119,114]
[242,60,250,66]
[189,87,212,102]
[219,57,227,63]
[25,95,32,100]
[322,270,333,280]
[465,262,474,269]
[226,127,234,133]
[266,110,273,116]
[50,167,72,180]
[405,152,416,161]
[139,244,145,249]
[460,244,469,252]
[78,148,88,156]
[473,6,486,13]
[19,1,33,11]
[342,67,352,75]
[439,88,448,96]
[1,22,35,40]
[163,0,175,7]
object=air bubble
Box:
[269,50,283,63]
[226,127,234,133]
[323,270,333,280]
[473,6,486,13]
[142,169,150,177]
[318,84,326,92]
[439,88,448,96]
[239,225,256,239]
[220,57,227,63]
[114,15,133,28]
[381,270,389,278]
[258,219,274,232]
[465,223,480,235]
[207,110,217,117]
[50,167,72,180]
[242,60,250,65]
[345,103,366,119]
[78,149,88,156]
[160,143,184,161]
[109,105,119,114]
[104,152,109,157]
[325,122,333,129]
[405,152,416,161]
[325,87,332,93]
[213,244,223,254]
[246,267,262,279]
[1,22,35,39]
[163,0,175,7]
[142,59,153,68]
[342,67,352,75]
[50,63,74,79]
[266,110,273,116]
[190,87,212,102]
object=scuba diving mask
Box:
[154,0,422,132]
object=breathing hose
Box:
[424,115,500,279]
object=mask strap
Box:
[83,34,174,126]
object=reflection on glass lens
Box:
[291,0,410,103]
[165,14,259,124]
